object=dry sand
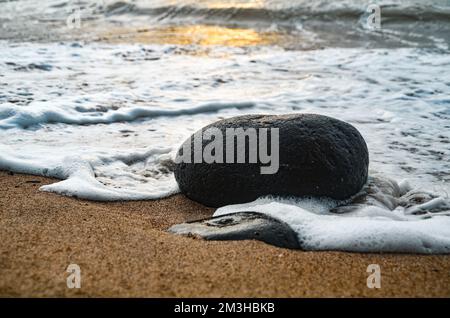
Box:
[0,170,449,297]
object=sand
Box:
[0,170,449,297]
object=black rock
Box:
[174,113,369,207]
[168,212,301,249]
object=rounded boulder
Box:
[174,114,369,207]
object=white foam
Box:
[0,144,179,200]
[215,197,450,254]
[0,101,255,129]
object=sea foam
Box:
[0,101,255,129]
[0,144,179,200]
[215,196,450,254]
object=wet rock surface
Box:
[168,212,301,249]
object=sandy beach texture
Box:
[0,170,449,297]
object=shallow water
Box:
[1,0,449,252]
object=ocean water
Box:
[1,0,449,253]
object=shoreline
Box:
[0,170,449,297]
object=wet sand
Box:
[0,170,449,297]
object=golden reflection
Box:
[164,0,265,9]
[202,0,264,9]
[102,25,280,47]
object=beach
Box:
[1,0,450,299]
[1,170,449,297]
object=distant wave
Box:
[101,2,450,25]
